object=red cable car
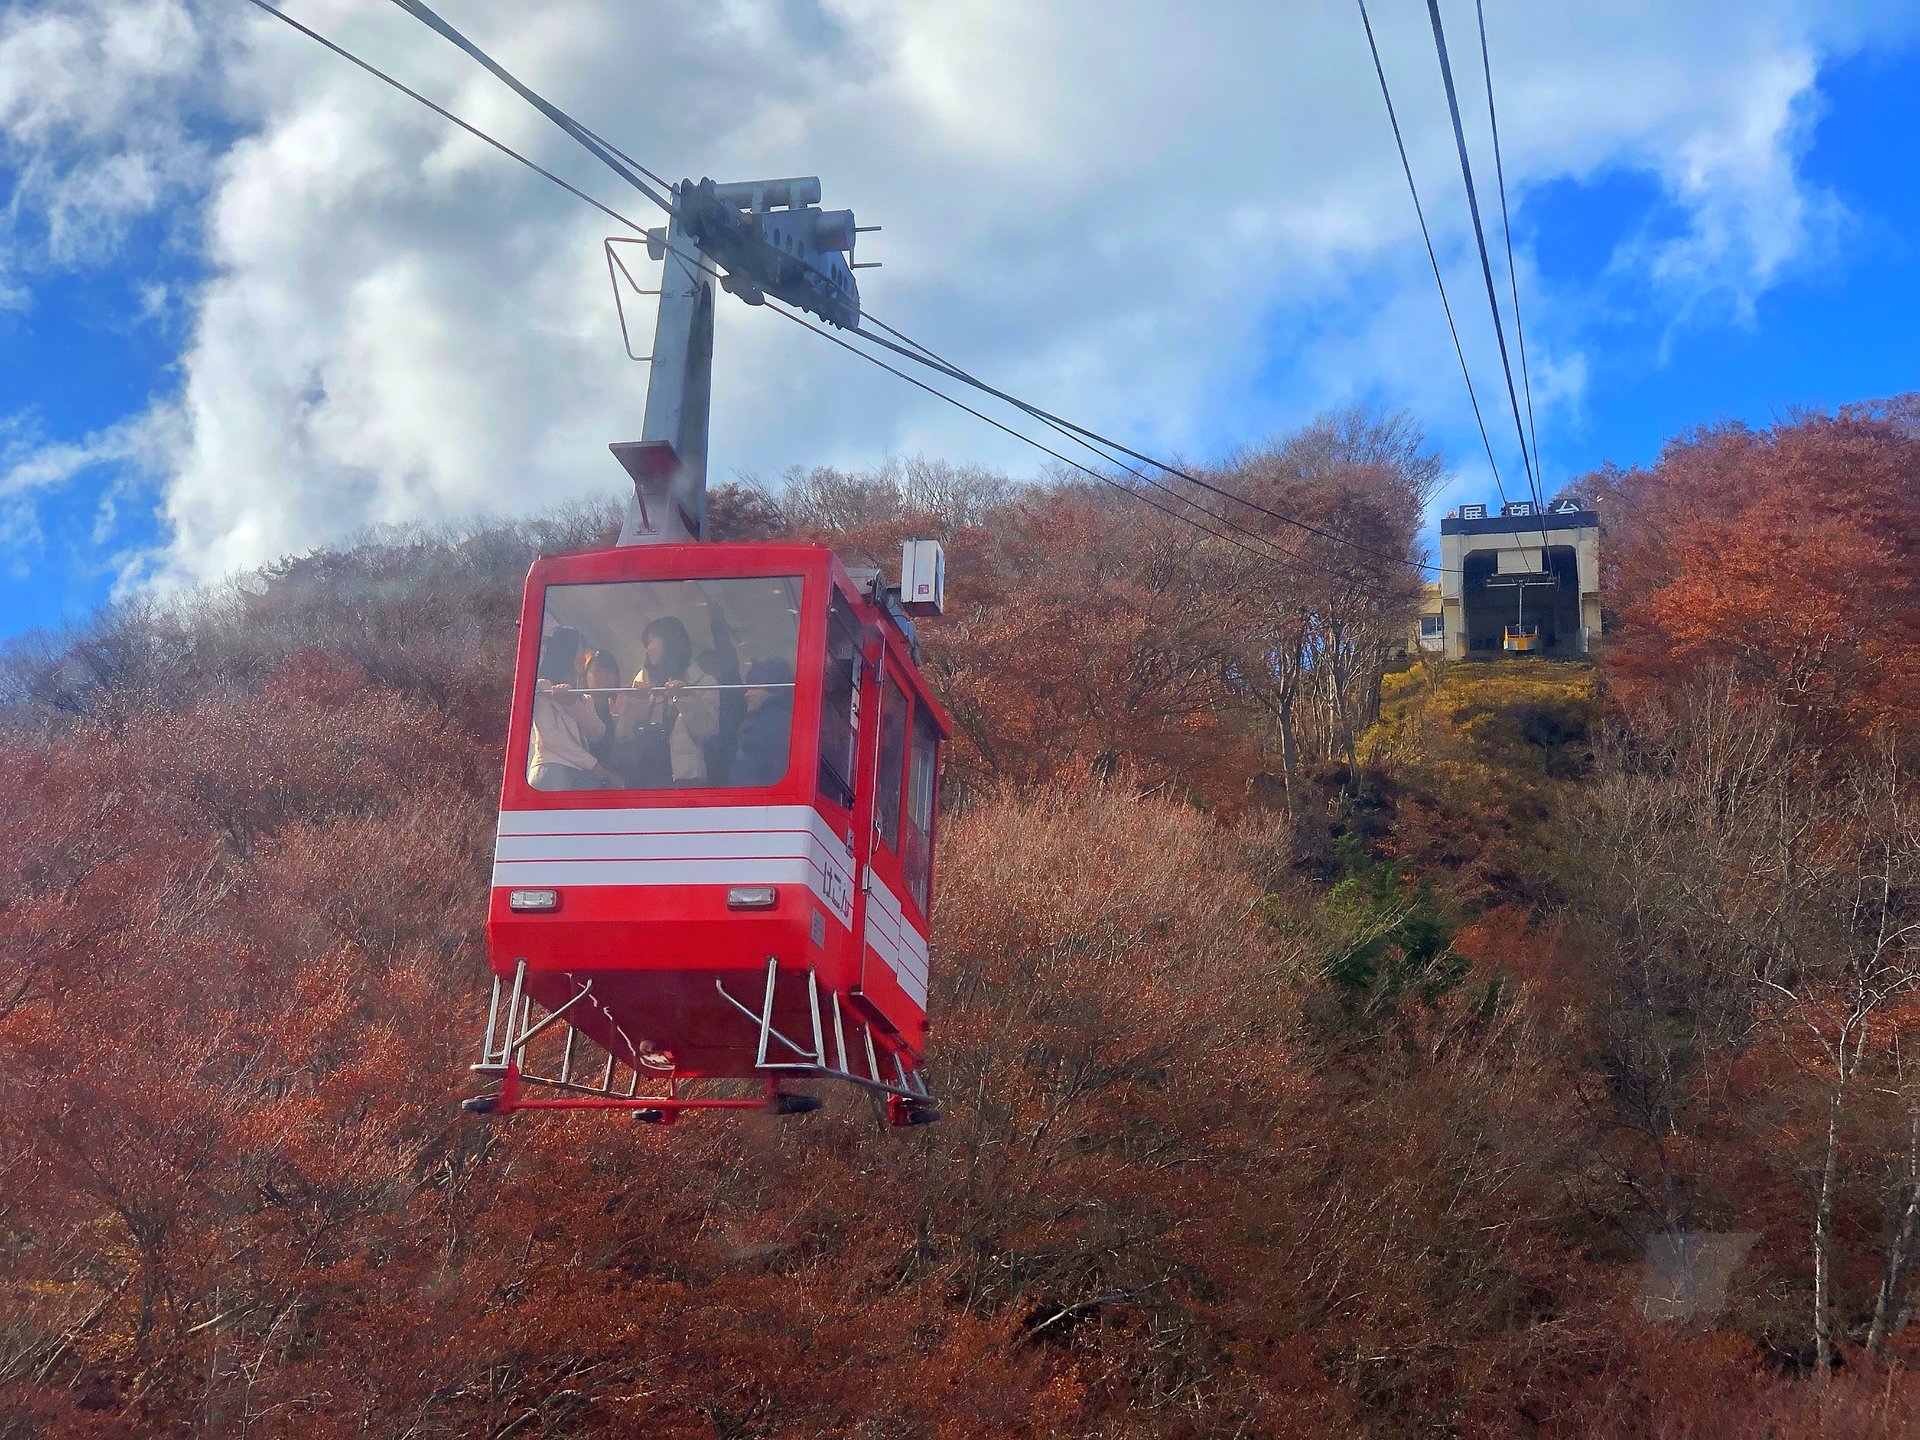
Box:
[466,539,949,1125]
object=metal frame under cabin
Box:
[471,540,950,1123]
[468,955,937,1125]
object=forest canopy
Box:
[1,400,1916,1438]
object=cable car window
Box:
[876,674,908,853]
[817,592,860,810]
[527,576,800,792]
[903,704,939,913]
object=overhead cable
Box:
[241,0,1323,579]
[1474,0,1543,494]
[846,317,1443,576]
[244,0,1440,581]
[238,0,651,238]
[1422,0,1541,512]
[564,116,1347,570]
[767,303,1355,578]
[1353,0,1518,536]
[387,0,677,216]
[378,0,1449,578]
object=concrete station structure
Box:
[1417,500,1602,660]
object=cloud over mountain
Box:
[0,0,1912,590]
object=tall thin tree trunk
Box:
[1867,1108,1920,1356]
[1275,678,1300,815]
[1815,1085,1845,1377]
[1327,656,1357,771]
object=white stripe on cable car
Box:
[867,872,929,982]
[494,830,829,863]
[493,805,855,925]
[491,854,853,927]
[494,856,826,893]
[495,806,848,866]
[864,871,929,1006]
[498,804,848,846]
[870,903,923,976]
[864,931,926,1010]
[863,898,926,989]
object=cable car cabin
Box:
[1502,624,1541,655]
[467,542,949,1126]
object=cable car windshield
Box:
[528,576,802,792]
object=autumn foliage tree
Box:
[5,399,1920,1437]
[1572,396,1920,748]
[1554,399,1920,1391]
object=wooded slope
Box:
[1,403,1916,1438]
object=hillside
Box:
[1,403,1917,1438]
[1360,659,1600,899]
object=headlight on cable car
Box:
[726,885,779,910]
[508,888,559,912]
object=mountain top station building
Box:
[1427,499,1602,660]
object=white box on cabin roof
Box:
[899,539,945,617]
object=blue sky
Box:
[1522,43,1920,474]
[1,1,1917,640]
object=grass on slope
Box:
[1354,658,1601,905]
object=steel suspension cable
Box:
[1474,0,1543,496]
[1354,0,1514,524]
[843,315,1445,575]
[378,0,1447,578]
[1425,0,1554,569]
[244,0,1333,580]
[237,0,663,236]
[571,116,1325,557]
[764,303,1351,579]
[1423,0,1542,514]
[559,123,1349,570]
[244,0,1436,582]
[387,0,678,216]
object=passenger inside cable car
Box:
[732,656,796,785]
[525,574,802,793]
[528,626,607,791]
[611,616,718,786]
[580,648,623,769]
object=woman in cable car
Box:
[593,616,719,787]
[475,540,948,1124]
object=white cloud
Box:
[0,248,26,312]
[0,0,221,270]
[0,408,181,503]
[3,0,1917,591]
[1625,50,1846,336]
[0,406,182,579]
